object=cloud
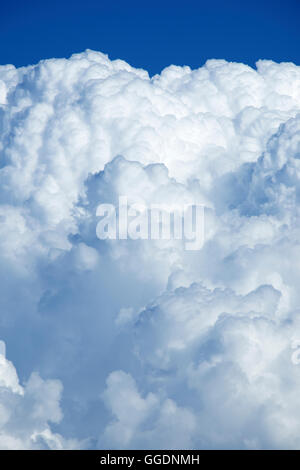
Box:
[101,370,196,449]
[0,342,81,449]
[1,50,300,448]
[131,282,300,449]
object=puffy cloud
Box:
[101,371,196,449]
[131,282,300,449]
[0,341,80,449]
[1,50,300,448]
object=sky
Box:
[2,0,300,451]
[0,0,300,75]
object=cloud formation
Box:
[0,341,80,449]
[1,50,300,448]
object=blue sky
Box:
[1,0,300,75]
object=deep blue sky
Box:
[0,0,299,75]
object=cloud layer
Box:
[1,50,300,448]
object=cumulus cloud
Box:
[1,49,300,448]
[0,341,80,449]
[101,371,196,450]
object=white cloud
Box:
[1,50,300,448]
[0,342,81,449]
[101,371,196,449]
